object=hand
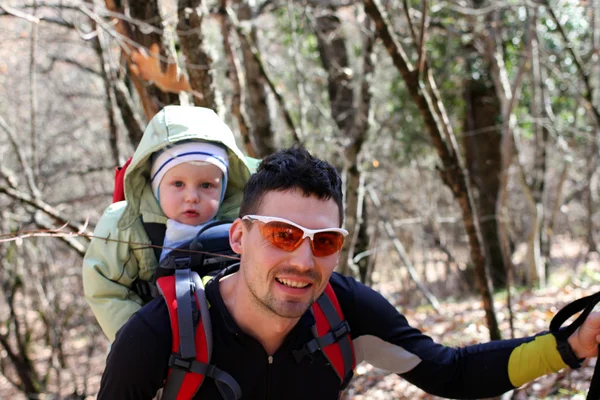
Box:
[568,312,600,359]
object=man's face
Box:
[230,189,342,319]
[158,162,223,225]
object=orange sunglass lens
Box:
[312,232,345,257]
[258,222,304,251]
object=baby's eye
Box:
[173,181,184,188]
[200,182,213,189]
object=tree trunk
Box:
[364,0,500,339]
[234,0,276,157]
[463,76,506,289]
[128,0,180,109]
[585,131,598,253]
[315,8,373,279]
[219,0,258,158]
[103,0,162,121]
[177,0,220,111]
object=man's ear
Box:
[229,218,244,255]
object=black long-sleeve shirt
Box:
[98,268,568,399]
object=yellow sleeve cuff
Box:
[508,333,567,387]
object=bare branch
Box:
[227,7,302,144]
[218,0,257,158]
[42,56,101,76]
[546,0,600,128]
[0,2,40,22]
[364,0,501,339]
[29,0,39,178]
[0,169,19,194]
[0,116,40,198]
[113,79,145,147]
[0,226,242,263]
[0,184,91,239]
[368,186,441,312]
[402,0,418,44]
[91,15,120,166]
[416,0,428,78]
[34,215,87,256]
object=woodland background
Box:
[0,0,599,398]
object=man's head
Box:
[229,146,346,320]
[151,141,229,225]
[239,146,344,226]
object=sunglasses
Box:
[242,215,348,257]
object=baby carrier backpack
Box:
[143,220,356,399]
[111,163,356,398]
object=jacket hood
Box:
[118,106,251,229]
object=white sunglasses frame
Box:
[241,215,349,241]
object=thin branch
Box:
[546,0,600,128]
[0,116,40,198]
[0,166,19,189]
[226,7,302,144]
[112,79,145,147]
[0,2,40,22]
[29,0,39,178]
[401,0,418,44]
[0,184,91,238]
[286,0,308,138]
[0,226,242,263]
[368,186,441,312]
[416,0,428,78]
[92,15,120,166]
[41,56,101,76]
[218,1,257,157]
[34,215,86,256]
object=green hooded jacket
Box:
[82,106,258,341]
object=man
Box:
[98,146,600,399]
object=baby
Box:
[82,105,255,341]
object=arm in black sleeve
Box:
[330,274,537,399]
[97,298,172,400]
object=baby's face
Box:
[158,162,224,225]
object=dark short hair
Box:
[239,146,344,226]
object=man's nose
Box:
[289,238,315,271]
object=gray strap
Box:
[190,271,213,360]
[166,356,242,400]
[175,269,195,359]
[316,294,354,380]
[161,367,186,400]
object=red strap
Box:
[112,157,132,203]
[157,276,209,399]
[311,283,356,381]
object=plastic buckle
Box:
[169,355,193,371]
[174,256,192,269]
[332,321,350,340]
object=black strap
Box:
[142,220,166,263]
[130,220,166,303]
[549,290,600,399]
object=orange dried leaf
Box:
[129,43,190,94]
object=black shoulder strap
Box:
[131,219,166,303]
[549,291,600,400]
[142,220,167,262]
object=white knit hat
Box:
[150,141,229,201]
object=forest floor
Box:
[1,243,599,400]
